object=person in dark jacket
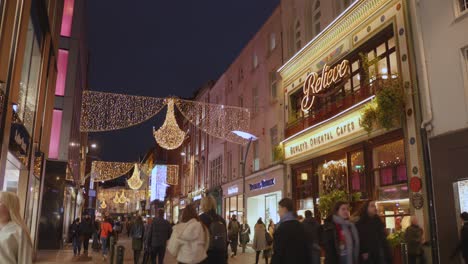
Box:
[131,216,145,264]
[271,198,308,264]
[239,216,251,253]
[79,214,94,256]
[451,212,468,263]
[199,195,228,264]
[228,214,240,257]
[148,209,172,264]
[355,200,392,264]
[303,210,321,264]
[69,218,81,257]
[405,216,425,264]
[322,201,359,264]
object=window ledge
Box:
[453,9,468,24]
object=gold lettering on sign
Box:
[301,60,350,112]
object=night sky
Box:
[87,1,280,162]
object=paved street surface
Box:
[35,237,257,264]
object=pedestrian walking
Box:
[168,204,210,264]
[142,217,153,264]
[92,218,101,251]
[127,217,133,238]
[355,200,392,264]
[199,195,228,264]
[322,201,359,264]
[271,198,308,264]
[267,219,275,237]
[239,216,251,253]
[405,216,425,264]
[451,212,468,263]
[70,218,81,257]
[148,209,172,264]
[228,214,240,257]
[302,210,321,264]
[79,214,93,256]
[130,216,145,264]
[253,218,272,264]
[0,191,33,264]
[100,217,113,261]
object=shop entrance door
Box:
[265,194,278,224]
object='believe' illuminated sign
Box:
[301,60,350,112]
[249,178,275,191]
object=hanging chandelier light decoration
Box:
[98,188,145,204]
[80,90,166,132]
[153,98,186,150]
[100,200,107,209]
[91,161,134,182]
[80,91,252,146]
[127,163,144,190]
[166,165,179,185]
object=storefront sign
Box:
[249,178,275,191]
[411,193,424,210]
[228,185,239,195]
[9,123,30,155]
[284,109,364,159]
[302,60,350,112]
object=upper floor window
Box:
[459,0,468,13]
[312,0,321,37]
[253,53,258,69]
[253,141,260,172]
[269,32,276,51]
[270,72,278,100]
[336,0,354,16]
[295,20,302,51]
[228,80,233,92]
[61,0,75,37]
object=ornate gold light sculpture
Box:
[166,165,179,185]
[92,161,134,182]
[100,200,107,209]
[153,98,186,150]
[127,164,144,190]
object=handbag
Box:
[265,230,273,246]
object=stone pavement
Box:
[35,237,258,264]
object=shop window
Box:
[319,159,347,194]
[350,151,366,195]
[373,139,406,187]
[376,199,410,233]
[60,0,74,37]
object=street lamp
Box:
[90,143,98,149]
[231,130,258,222]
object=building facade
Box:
[279,0,431,258]
[410,0,468,262]
[0,0,64,251]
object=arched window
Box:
[312,0,321,37]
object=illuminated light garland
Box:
[100,200,107,209]
[97,188,146,202]
[127,164,144,190]
[80,90,166,132]
[80,91,252,145]
[175,98,251,145]
[92,161,134,182]
[166,165,179,185]
[153,99,186,150]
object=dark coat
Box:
[355,216,392,264]
[79,219,94,237]
[148,217,172,248]
[199,210,227,264]
[69,222,80,239]
[303,217,321,264]
[452,222,468,259]
[271,219,308,264]
[404,224,423,256]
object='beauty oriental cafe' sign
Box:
[283,104,368,160]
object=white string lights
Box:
[127,164,144,190]
[80,90,166,132]
[80,91,252,147]
[153,99,186,150]
[91,161,134,182]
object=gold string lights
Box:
[91,161,134,182]
[166,165,179,185]
[80,90,166,132]
[127,164,144,190]
[153,98,186,150]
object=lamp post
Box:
[232,131,258,222]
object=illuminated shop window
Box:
[48,109,63,159]
[55,49,69,96]
[60,0,74,37]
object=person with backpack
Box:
[253,217,272,264]
[131,216,145,264]
[100,217,113,261]
[168,204,210,264]
[302,210,321,264]
[69,218,81,257]
[228,214,240,257]
[148,209,172,264]
[239,216,251,253]
[271,198,308,264]
[199,195,228,264]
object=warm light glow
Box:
[91,161,134,182]
[301,173,308,181]
[90,143,97,149]
[153,99,186,150]
[127,164,144,190]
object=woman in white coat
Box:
[253,218,271,264]
[168,203,209,264]
[0,191,33,264]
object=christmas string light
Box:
[91,161,134,182]
[100,200,107,209]
[166,165,179,185]
[153,99,186,150]
[127,164,144,190]
[98,188,145,204]
[80,90,166,132]
[175,98,251,145]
